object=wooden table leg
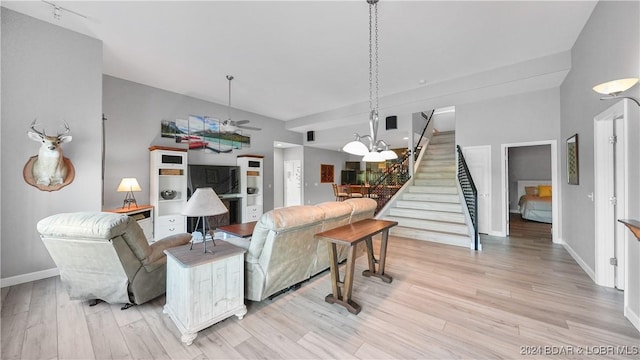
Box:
[362,230,393,283]
[325,243,361,315]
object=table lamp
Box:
[117,178,141,209]
[181,187,228,253]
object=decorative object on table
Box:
[566,134,579,185]
[24,119,75,191]
[320,164,334,183]
[342,0,397,162]
[592,78,640,106]
[221,75,262,132]
[117,178,141,209]
[160,189,177,200]
[181,187,228,253]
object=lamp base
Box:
[189,217,216,253]
[122,192,137,209]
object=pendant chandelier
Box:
[342,0,397,162]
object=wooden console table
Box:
[315,219,398,314]
[217,221,257,238]
[618,219,640,241]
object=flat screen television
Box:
[188,165,240,197]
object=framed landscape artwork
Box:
[567,133,579,185]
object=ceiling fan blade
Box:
[237,125,262,131]
[233,120,251,125]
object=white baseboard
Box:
[489,230,506,237]
[558,238,595,282]
[624,305,640,333]
[1,268,59,288]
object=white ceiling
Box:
[3,0,597,128]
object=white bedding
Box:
[519,195,552,223]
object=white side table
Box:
[163,240,247,345]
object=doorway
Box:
[500,140,559,242]
[284,160,302,207]
[594,100,629,290]
[506,144,552,239]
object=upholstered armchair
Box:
[37,212,191,308]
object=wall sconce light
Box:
[117,178,141,209]
[592,78,640,106]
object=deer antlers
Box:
[30,119,70,137]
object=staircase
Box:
[382,131,473,247]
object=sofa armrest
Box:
[144,233,191,266]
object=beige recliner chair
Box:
[37,212,191,308]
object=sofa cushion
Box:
[37,212,130,240]
[248,205,325,261]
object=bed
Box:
[517,180,552,224]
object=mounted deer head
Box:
[27,119,72,186]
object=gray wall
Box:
[456,88,561,234]
[508,145,552,211]
[559,0,640,324]
[102,76,302,212]
[302,147,352,205]
[1,9,103,280]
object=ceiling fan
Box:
[221,75,262,132]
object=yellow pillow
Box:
[538,185,552,197]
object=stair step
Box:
[421,159,456,166]
[396,200,463,213]
[430,136,455,145]
[389,208,466,223]
[389,226,470,247]
[414,178,457,186]
[424,152,455,160]
[426,148,455,155]
[415,172,456,180]
[408,185,458,194]
[402,192,460,203]
[384,216,469,235]
[417,165,456,173]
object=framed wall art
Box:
[567,133,579,185]
[320,164,334,183]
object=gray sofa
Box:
[37,212,191,306]
[224,198,377,301]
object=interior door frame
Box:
[500,140,559,242]
[594,99,629,290]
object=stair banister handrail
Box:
[456,145,479,250]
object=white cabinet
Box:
[150,147,188,240]
[163,241,247,345]
[237,155,263,222]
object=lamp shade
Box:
[593,78,639,95]
[380,148,398,160]
[343,140,369,156]
[363,151,386,162]
[117,178,141,192]
[181,187,228,217]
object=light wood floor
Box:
[509,213,552,241]
[2,234,639,359]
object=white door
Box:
[594,100,628,289]
[462,146,491,235]
[284,160,302,207]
